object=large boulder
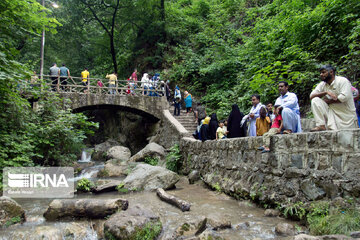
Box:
[92,139,120,161]
[1,222,95,240]
[104,205,162,240]
[106,146,131,161]
[275,223,295,236]
[123,164,180,191]
[129,142,165,162]
[93,179,124,193]
[0,196,25,227]
[102,159,137,177]
[43,198,128,221]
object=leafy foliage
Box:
[76,178,94,192]
[4,216,22,227]
[276,200,307,220]
[0,0,98,191]
[144,156,159,166]
[165,144,182,173]
[134,221,162,240]
[307,201,360,236]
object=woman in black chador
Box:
[208,113,219,140]
[227,104,246,138]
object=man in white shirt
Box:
[275,81,302,133]
[310,65,358,131]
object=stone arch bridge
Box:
[59,92,169,121]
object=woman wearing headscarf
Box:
[227,104,246,138]
[200,117,211,142]
[208,113,219,140]
[174,86,181,116]
[184,91,192,114]
[141,73,149,95]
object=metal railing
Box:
[24,75,166,97]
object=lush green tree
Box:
[0,0,98,189]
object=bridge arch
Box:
[59,93,168,120]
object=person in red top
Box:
[129,68,138,94]
[258,105,283,153]
[130,68,138,81]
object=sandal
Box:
[283,130,292,134]
[261,149,270,153]
[310,126,326,132]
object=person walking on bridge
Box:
[59,63,71,91]
[106,72,117,95]
[81,68,90,93]
[49,63,59,91]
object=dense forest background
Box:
[0,0,359,175]
[16,0,360,117]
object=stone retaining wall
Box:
[180,129,360,204]
[157,110,190,149]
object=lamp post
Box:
[39,0,59,80]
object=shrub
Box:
[144,156,159,166]
[165,144,182,173]
[76,178,94,192]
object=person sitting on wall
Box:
[216,121,227,140]
[258,105,283,153]
[274,81,302,134]
[243,94,262,137]
[310,65,358,131]
[256,106,271,136]
[200,117,211,142]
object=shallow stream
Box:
[0,162,296,240]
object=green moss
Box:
[132,220,162,240]
[116,182,129,193]
[144,156,159,166]
[212,182,222,193]
[4,216,22,227]
[104,230,117,240]
[97,169,110,177]
[181,223,190,231]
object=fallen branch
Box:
[156,188,191,212]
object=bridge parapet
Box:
[59,92,168,120]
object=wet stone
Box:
[300,179,326,200]
[291,154,303,169]
[331,155,343,173]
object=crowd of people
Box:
[175,65,359,154]
[46,63,359,152]
[47,64,170,97]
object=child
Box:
[256,106,271,136]
[216,121,227,140]
[258,105,283,153]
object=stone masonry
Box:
[180,129,360,204]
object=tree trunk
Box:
[44,198,128,220]
[156,188,191,212]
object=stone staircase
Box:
[169,106,198,134]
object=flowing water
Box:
[0,162,296,240]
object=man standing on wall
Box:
[275,81,302,133]
[310,65,358,131]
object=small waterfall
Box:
[78,149,92,163]
[69,163,104,182]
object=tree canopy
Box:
[12,0,359,118]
